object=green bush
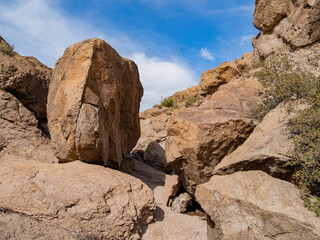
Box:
[253,53,320,215]
[158,96,178,109]
[0,42,14,56]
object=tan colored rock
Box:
[199,77,263,113]
[171,85,200,107]
[253,0,289,32]
[134,108,170,151]
[0,159,155,240]
[195,171,320,240]
[166,107,254,195]
[0,89,57,164]
[214,103,298,179]
[47,38,143,166]
[0,36,51,121]
[166,76,262,195]
[162,174,181,206]
[0,212,77,240]
[199,60,242,95]
[253,0,320,57]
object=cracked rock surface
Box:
[0,158,155,240]
[48,38,143,167]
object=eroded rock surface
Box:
[0,37,51,121]
[0,159,155,240]
[0,89,57,163]
[165,76,262,195]
[253,0,320,57]
[195,171,320,240]
[214,103,299,179]
[48,38,143,166]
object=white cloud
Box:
[240,34,254,46]
[0,0,140,67]
[131,52,197,111]
[200,48,215,61]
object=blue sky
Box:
[0,0,259,111]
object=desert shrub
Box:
[0,42,14,56]
[159,96,178,109]
[253,53,320,215]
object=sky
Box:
[0,0,259,111]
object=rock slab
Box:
[0,159,155,240]
[195,171,320,240]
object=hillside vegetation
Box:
[252,54,320,215]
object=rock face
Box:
[199,60,241,96]
[0,37,51,121]
[134,108,170,151]
[0,159,155,240]
[162,174,181,206]
[166,75,262,195]
[214,103,297,180]
[47,38,143,166]
[253,0,320,57]
[0,89,57,164]
[195,171,320,240]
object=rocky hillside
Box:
[0,0,319,239]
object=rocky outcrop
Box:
[195,171,320,240]
[162,174,181,206]
[253,0,320,57]
[0,37,51,121]
[214,103,298,180]
[166,76,262,195]
[0,89,57,163]
[47,38,143,167]
[0,159,155,240]
[134,108,170,151]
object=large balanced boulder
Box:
[48,38,143,166]
[253,0,320,57]
[195,171,320,240]
[0,36,51,122]
[214,103,298,180]
[0,158,155,240]
[165,77,261,195]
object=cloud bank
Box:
[0,0,197,111]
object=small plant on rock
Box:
[0,42,14,56]
[159,96,178,109]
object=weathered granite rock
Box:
[47,38,143,166]
[253,0,320,57]
[0,159,155,240]
[0,36,51,121]
[162,174,181,206]
[134,108,170,151]
[171,192,193,214]
[195,171,320,240]
[199,61,241,96]
[0,89,57,163]
[214,103,299,180]
[166,76,262,195]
